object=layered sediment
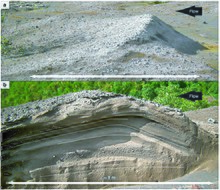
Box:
[1,91,216,189]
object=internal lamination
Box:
[1,91,201,188]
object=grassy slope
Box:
[1,81,218,112]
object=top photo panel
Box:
[1,1,218,81]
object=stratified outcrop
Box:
[1,91,215,189]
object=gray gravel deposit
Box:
[1,1,218,80]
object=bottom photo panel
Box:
[1,81,218,189]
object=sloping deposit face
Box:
[2,2,217,80]
[1,91,217,189]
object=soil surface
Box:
[1,1,218,81]
[185,106,218,136]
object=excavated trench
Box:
[1,91,218,189]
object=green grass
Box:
[1,81,218,112]
[1,10,7,23]
[1,14,6,23]
[1,36,24,57]
[119,51,146,63]
[151,1,166,5]
[1,36,13,56]
[116,1,166,10]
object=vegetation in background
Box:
[1,11,11,56]
[116,1,166,10]
[1,10,7,23]
[118,51,146,63]
[1,36,13,56]
[150,1,165,4]
[1,81,218,112]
